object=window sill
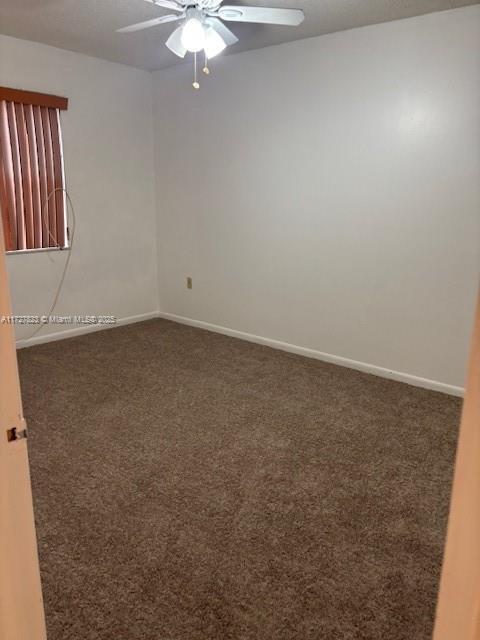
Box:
[6,246,70,256]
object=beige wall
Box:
[0,35,158,344]
[152,6,480,392]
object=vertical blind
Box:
[0,87,69,252]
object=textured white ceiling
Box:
[0,0,478,71]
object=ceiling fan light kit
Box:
[118,0,305,89]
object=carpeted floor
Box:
[17,319,460,640]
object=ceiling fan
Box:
[118,0,305,88]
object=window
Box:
[0,87,69,252]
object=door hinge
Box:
[6,427,27,443]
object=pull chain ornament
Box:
[203,51,210,75]
[192,52,200,89]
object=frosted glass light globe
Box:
[181,18,205,53]
[204,27,226,59]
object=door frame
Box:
[0,218,47,639]
[433,292,480,639]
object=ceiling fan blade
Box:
[218,5,304,26]
[205,17,239,45]
[143,0,184,11]
[166,25,187,58]
[117,14,182,33]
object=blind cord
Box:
[24,187,76,342]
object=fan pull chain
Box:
[192,52,200,90]
[203,51,210,75]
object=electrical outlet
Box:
[186,277,192,290]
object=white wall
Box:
[153,6,480,391]
[0,35,158,343]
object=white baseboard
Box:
[159,312,465,398]
[15,308,464,397]
[15,311,159,349]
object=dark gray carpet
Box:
[17,319,460,640]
